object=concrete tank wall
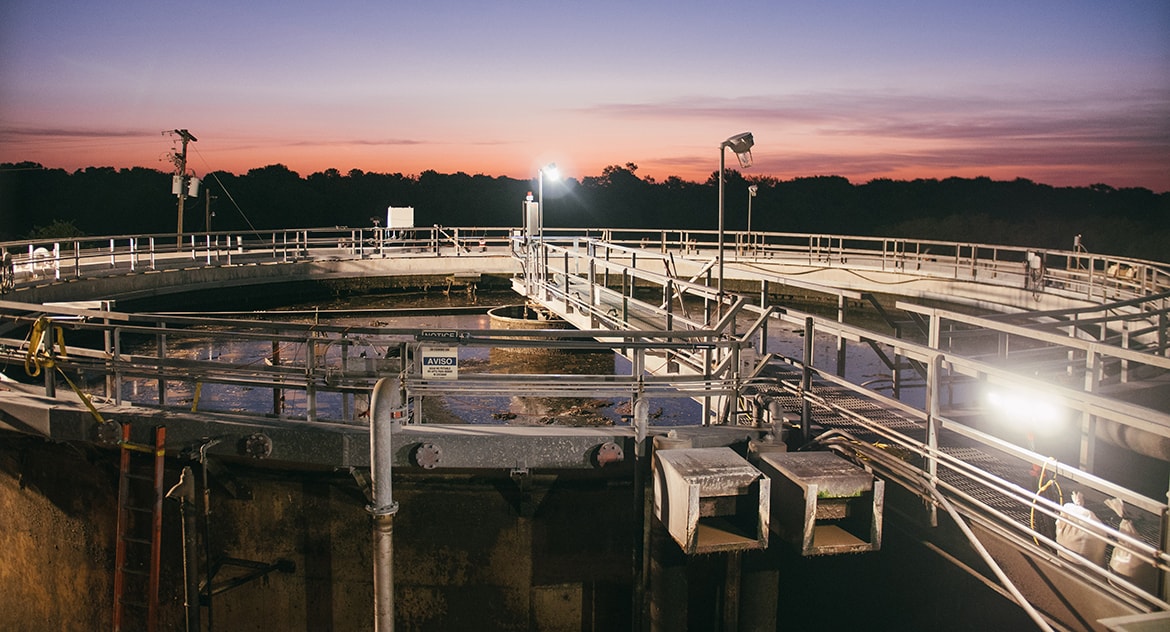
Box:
[0,435,636,631]
[0,435,1048,631]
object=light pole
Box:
[747,184,758,254]
[718,132,754,318]
[536,163,559,286]
[537,163,559,243]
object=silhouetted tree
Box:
[1,161,1166,260]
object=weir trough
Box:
[758,451,884,556]
[652,447,769,555]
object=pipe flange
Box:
[241,433,273,459]
[96,420,122,446]
[593,441,624,467]
[413,442,441,469]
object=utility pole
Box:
[205,192,216,233]
[167,129,198,247]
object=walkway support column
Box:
[370,377,403,631]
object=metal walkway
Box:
[513,232,1170,628]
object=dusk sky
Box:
[1,1,1168,191]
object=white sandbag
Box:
[1109,519,1156,589]
[1056,493,1106,566]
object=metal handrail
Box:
[5,226,1168,306]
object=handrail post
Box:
[306,337,317,422]
[156,323,167,408]
[801,317,813,443]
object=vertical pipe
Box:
[157,324,166,408]
[835,294,847,377]
[341,336,352,421]
[104,317,113,399]
[926,354,941,528]
[622,269,630,325]
[717,146,726,319]
[801,317,813,443]
[370,377,402,632]
[114,327,123,406]
[1160,312,1168,357]
[722,552,742,632]
[44,324,57,397]
[664,280,674,331]
[148,426,166,632]
[631,397,650,630]
[198,444,214,630]
[113,422,131,632]
[176,466,200,632]
[563,251,571,312]
[306,338,317,422]
[1080,351,1099,472]
[272,338,282,416]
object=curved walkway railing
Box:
[3,226,1169,309]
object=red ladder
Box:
[113,424,166,632]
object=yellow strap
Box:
[24,316,49,377]
[55,365,107,425]
[191,382,202,412]
[23,316,68,378]
[119,441,163,455]
[22,316,105,426]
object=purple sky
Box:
[1,1,1168,190]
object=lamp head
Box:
[542,163,560,181]
[723,132,754,168]
[748,185,758,196]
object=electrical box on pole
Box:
[165,129,197,246]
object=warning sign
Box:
[420,345,458,380]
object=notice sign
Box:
[420,345,458,380]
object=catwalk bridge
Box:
[2,225,1169,631]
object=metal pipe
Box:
[166,466,201,632]
[717,145,726,319]
[370,377,402,631]
[801,317,813,442]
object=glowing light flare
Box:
[984,387,1068,436]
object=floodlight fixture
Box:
[985,386,1068,437]
[723,132,755,168]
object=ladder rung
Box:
[118,598,149,609]
[119,567,149,576]
[121,536,152,545]
[124,473,156,482]
[124,505,154,514]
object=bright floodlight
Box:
[723,132,754,168]
[985,387,1066,435]
[542,163,560,181]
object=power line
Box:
[191,144,261,235]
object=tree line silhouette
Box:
[2,161,1167,261]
